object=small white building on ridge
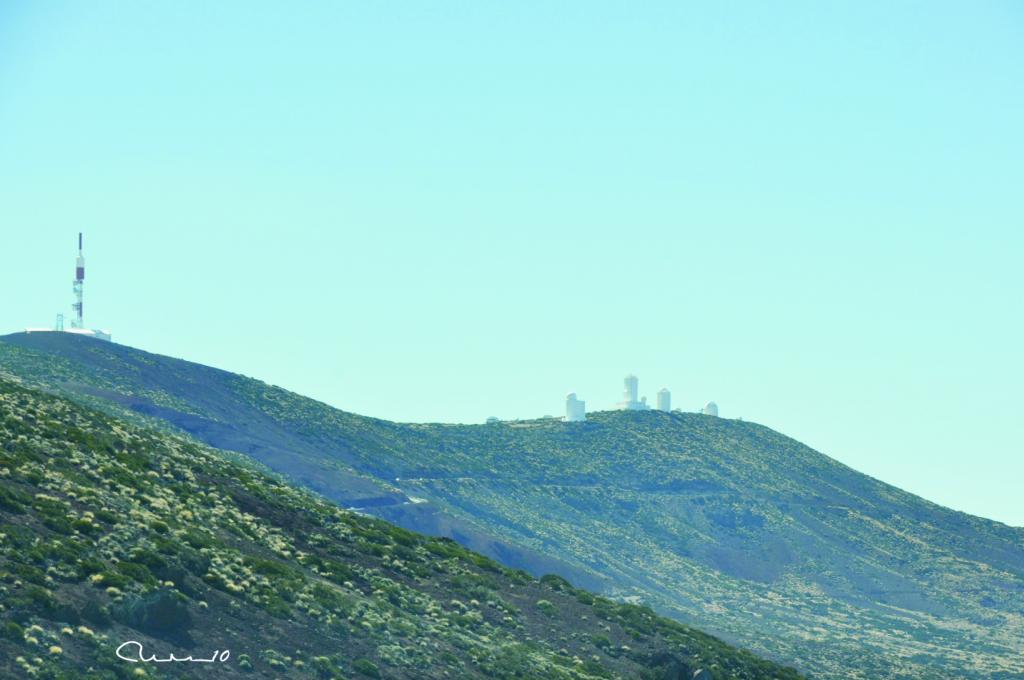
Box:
[616,374,650,411]
[24,327,111,342]
[657,388,671,412]
[565,393,586,422]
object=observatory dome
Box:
[702,401,719,417]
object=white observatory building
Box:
[702,401,719,417]
[616,374,650,411]
[657,388,671,412]
[565,393,586,422]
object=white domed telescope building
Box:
[565,393,586,422]
[701,401,719,417]
[616,374,651,411]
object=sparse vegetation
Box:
[4,331,1023,679]
[0,377,800,679]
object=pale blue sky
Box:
[1,2,1022,525]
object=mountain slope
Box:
[2,332,1023,679]
[0,376,800,679]
[0,332,599,591]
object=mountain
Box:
[0,376,800,679]
[2,332,1023,679]
[0,333,597,590]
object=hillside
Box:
[2,332,1023,678]
[0,376,801,679]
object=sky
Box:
[1,2,1022,525]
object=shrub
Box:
[0,485,30,512]
[21,585,58,614]
[1,620,24,641]
[257,593,292,619]
[182,528,215,549]
[540,574,572,591]
[72,518,103,535]
[94,571,131,589]
[79,598,112,627]
[352,658,381,678]
[113,590,193,642]
[129,549,167,570]
[14,563,47,585]
[576,590,595,605]
[244,556,294,578]
[116,561,157,587]
[317,558,357,585]
[312,655,343,679]
[42,515,73,534]
[76,558,106,579]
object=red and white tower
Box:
[72,232,85,328]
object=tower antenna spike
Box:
[72,232,85,328]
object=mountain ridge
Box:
[0,374,801,679]
[2,332,1022,679]
[0,333,604,591]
